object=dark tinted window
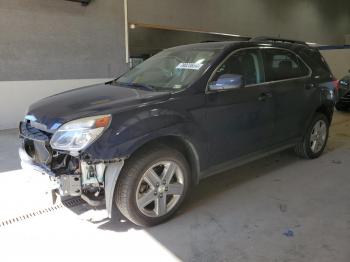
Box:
[211,49,265,86]
[263,49,309,81]
[302,48,333,79]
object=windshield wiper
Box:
[114,81,155,91]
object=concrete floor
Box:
[0,112,350,262]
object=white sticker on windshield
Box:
[176,63,203,70]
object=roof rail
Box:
[250,36,308,46]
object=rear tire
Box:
[115,145,190,227]
[294,113,329,159]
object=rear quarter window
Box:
[301,48,333,80]
[262,49,310,82]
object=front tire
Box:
[294,113,329,159]
[115,145,190,227]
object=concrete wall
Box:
[128,0,350,45]
[0,0,128,81]
[129,27,246,57]
[0,79,111,130]
[0,0,128,129]
[321,49,350,79]
[346,35,350,45]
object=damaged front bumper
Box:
[19,121,124,218]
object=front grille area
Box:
[343,91,350,99]
[33,140,51,164]
[340,91,350,104]
[20,121,52,164]
[20,121,50,142]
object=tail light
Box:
[333,80,340,91]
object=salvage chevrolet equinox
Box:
[19,37,337,226]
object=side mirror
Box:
[209,74,244,91]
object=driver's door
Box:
[204,48,275,167]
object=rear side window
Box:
[262,49,310,81]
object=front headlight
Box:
[50,115,111,152]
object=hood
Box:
[26,83,171,131]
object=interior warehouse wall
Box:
[128,0,350,45]
[0,79,112,130]
[321,49,350,79]
[129,27,248,57]
[0,0,127,81]
[0,0,127,130]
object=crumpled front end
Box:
[19,120,124,217]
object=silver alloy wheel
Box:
[310,120,327,153]
[136,161,185,217]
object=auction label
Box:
[176,63,203,70]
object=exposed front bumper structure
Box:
[19,121,124,217]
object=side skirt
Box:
[200,139,300,180]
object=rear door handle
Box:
[258,92,272,101]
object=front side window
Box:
[116,47,220,91]
[210,49,265,88]
[262,49,309,81]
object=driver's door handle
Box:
[258,92,273,101]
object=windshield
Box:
[115,47,220,91]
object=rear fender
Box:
[303,102,334,138]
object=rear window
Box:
[262,49,310,82]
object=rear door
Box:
[204,48,275,167]
[261,48,312,143]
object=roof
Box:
[165,37,313,54]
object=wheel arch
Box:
[315,103,334,123]
[302,102,333,138]
[123,135,201,186]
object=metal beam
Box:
[65,0,92,6]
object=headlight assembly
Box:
[50,115,111,152]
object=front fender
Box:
[84,107,206,161]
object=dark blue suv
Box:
[19,37,337,226]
